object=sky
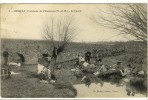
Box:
[1,4,134,42]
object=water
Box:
[73,82,146,98]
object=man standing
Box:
[50,47,58,81]
[52,47,58,61]
[3,49,9,66]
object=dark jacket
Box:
[3,51,9,57]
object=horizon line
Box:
[1,38,142,43]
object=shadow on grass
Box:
[25,71,78,97]
[54,82,77,97]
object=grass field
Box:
[1,64,77,98]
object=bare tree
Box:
[41,14,77,73]
[92,4,147,43]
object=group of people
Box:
[73,48,145,80]
[73,47,125,68]
[2,47,58,84]
[76,51,103,68]
[3,49,25,67]
[2,46,61,84]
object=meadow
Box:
[1,39,147,98]
[1,39,146,64]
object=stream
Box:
[73,82,146,98]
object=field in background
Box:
[1,39,146,64]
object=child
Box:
[96,54,102,65]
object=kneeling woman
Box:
[38,56,55,83]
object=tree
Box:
[92,4,147,43]
[41,14,77,73]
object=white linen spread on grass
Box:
[8,62,21,67]
[10,71,21,74]
[83,62,89,67]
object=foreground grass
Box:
[1,65,77,98]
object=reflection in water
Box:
[73,82,146,98]
[71,63,147,98]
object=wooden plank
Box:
[1,68,11,79]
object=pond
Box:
[73,82,146,98]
